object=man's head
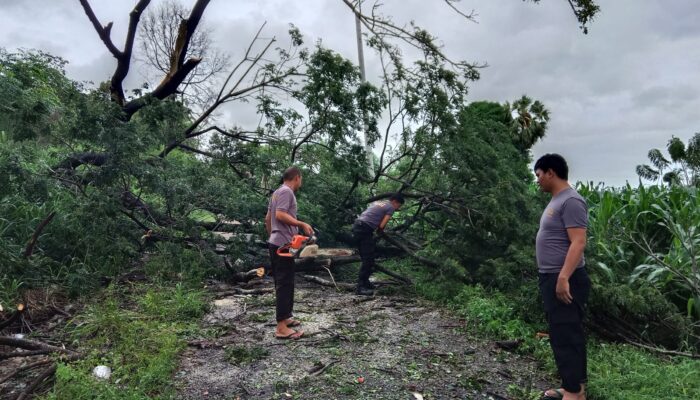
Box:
[389,193,405,210]
[282,166,302,191]
[534,153,569,193]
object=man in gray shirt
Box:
[352,193,404,295]
[265,166,314,339]
[535,154,590,400]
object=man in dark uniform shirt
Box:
[352,193,404,295]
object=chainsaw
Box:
[276,234,318,258]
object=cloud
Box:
[1,0,698,187]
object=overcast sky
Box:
[1,0,698,186]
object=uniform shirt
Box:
[536,187,588,274]
[356,200,395,229]
[268,184,298,247]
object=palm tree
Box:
[508,95,550,151]
[636,133,700,187]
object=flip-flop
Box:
[275,329,304,340]
[542,388,563,400]
[286,319,301,327]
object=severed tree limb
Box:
[378,232,443,269]
[374,263,413,285]
[214,287,273,297]
[624,339,700,359]
[0,336,77,354]
[0,305,25,331]
[307,358,340,377]
[364,192,423,203]
[15,363,57,400]
[303,275,355,291]
[171,0,210,73]
[120,190,175,227]
[0,342,81,400]
[230,267,262,283]
[23,211,56,258]
[123,57,202,115]
[0,358,52,385]
[0,350,59,361]
[53,152,109,170]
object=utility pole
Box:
[355,7,374,176]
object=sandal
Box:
[286,319,301,328]
[542,388,563,400]
[275,329,304,340]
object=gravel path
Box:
[175,277,549,400]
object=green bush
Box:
[43,282,207,399]
[587,343,700,400]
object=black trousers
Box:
[352,221,375,286]
[539,267,591,393]
[268,244,295,322]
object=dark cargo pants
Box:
[539,267,591,394]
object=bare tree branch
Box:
[78,1,122,57]
[79,0,152,105]
[23,211,56,258]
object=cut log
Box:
[303,275,355,291]
[232,268,264,282]
[214,287,273,297]
[295,255,361,270]
[0,304,26,331]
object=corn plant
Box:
[629,196,700,319]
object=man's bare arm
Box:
[377,214,392,232]
[265,210,272,234]
[556,227,587,304]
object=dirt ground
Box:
[175,274,550,400]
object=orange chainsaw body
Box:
[276,234,315,258]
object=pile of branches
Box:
[0,304,81,400]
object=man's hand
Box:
[556,276,573,304]
[299,222,314,236]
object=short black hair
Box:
[389,193,405,204]
[534,153,569,180]
[282,166,302,182]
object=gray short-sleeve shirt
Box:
[536,187,588,273]
[356,200,395,229]
[268,184,298,247]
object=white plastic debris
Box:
[12,333,25,339]
[92,365,112,380]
